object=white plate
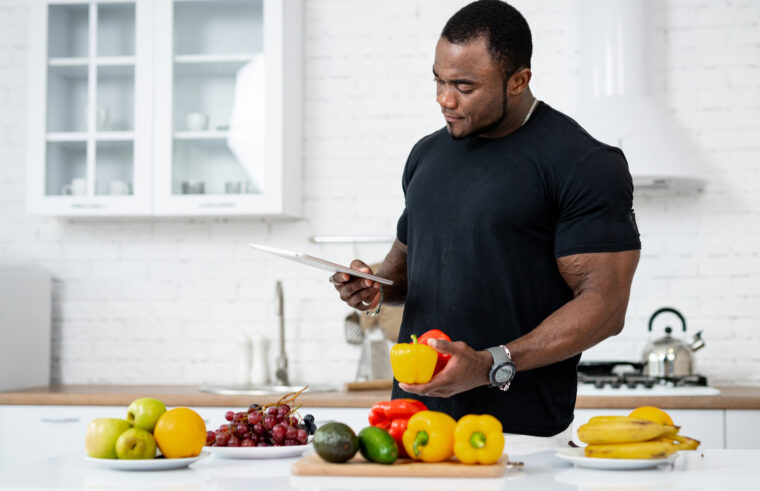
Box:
[84,451,209,471]
[555,447,679,470]
[207,443,310,459]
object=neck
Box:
[479,89,536,139]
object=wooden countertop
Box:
[2,385,760,409]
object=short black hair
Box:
[441,0,532,79]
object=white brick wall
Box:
[0,0,759,387]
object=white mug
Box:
[109,180,130,195]
[186,112,209,131]
[61,177,87,196]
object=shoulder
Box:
[532,103,628,173]
[409,127,450,158]
[403,128,449,181]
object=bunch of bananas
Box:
[577,407,700,459]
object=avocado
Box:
[312,422,359,463]
[358,426,398,465]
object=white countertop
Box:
[2,447,760,490]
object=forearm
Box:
[507,289,629,372]
[375,239,408,306]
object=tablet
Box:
[249,244,394,286]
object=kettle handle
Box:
[648,307,686,332]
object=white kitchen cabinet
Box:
[0,405,125,467]
[27,1,153,216]
[26,0,302,218]
[725,410,760,449]
[574,408,726,449]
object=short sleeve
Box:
[554,146,641,258]
[395,138,425,246]
[396,208,408,245]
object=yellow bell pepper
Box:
[402,410,456,462]
[390,334,438,384]
[453,414,505,465]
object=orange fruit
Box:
[629,406,674,426]
[153,407,206,458]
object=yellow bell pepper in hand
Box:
[390,334,439,384]
[402,410,456,462]
[453,414,505,465]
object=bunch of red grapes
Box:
[206,403,316,447]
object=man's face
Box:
[434,36,508,139]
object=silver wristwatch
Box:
[486,345,516,391]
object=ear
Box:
[508,68,532,96]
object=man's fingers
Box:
[427,338,454,353]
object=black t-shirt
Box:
[392,102,641,436]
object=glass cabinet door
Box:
[34,0,150,215]
[170,0,265,198]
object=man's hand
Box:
[399,339,493,398]
[329,260,381,312]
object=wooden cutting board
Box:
[344,379,393,391]
[291,452,508,478]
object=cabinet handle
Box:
[39,417,80,423]
[198,202,236,208]
[70,203,106,209]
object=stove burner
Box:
[577,361,708,389]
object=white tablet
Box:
[249,244,394,286]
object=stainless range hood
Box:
[574,0,707,190]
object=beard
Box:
[448,79,509,140]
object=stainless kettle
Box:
[641,307,705,377]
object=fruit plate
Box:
[207,443,310,460]
[84,451,210,471]
[555,448,679,470]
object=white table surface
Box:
[1,447,759,490]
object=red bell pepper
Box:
[368,399,427,458]
[417,329,451,375]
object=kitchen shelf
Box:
[174,53,258,64]
[47,57,88,68]
[46,132,88,143]
[173,130,228,140]
[95,56,136,67]
[173,58,254,77]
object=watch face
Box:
[494,364,515,384]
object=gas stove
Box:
[576,361,720,396]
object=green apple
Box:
[115,427,157,459]
[85,418,131,459]
[126,397,167,431]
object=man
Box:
[330,0,640,441]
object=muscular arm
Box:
[507,249,640,371]
[400,249,640,397]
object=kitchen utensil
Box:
[344,312,363,345]
[344,378,393,391]
[237,333,252,386]
[181,181,205,194]
[641,307,705,377]
[225,181,242,194]
[291,453,508,477]
[108,180,129,195]
[250,334,271,385]
[354,326,393,382]
[209,444,309,460]
[186,112,208,131]
[0,264,50,391]
[85,451,209,470]
[61,177,87,196]
[554,448,677,470]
